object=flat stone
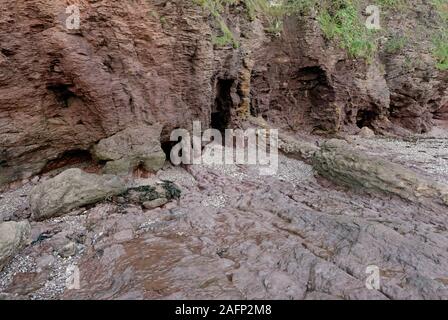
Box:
[58,242,77,258]
[143,198,168,210]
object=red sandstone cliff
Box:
[0,0,447,185]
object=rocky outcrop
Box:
[358,127,375,139]
[29,169,127,221]
[28,168,178,220]
[91,124,166,175]
[0,221,30,271]
[313,139,448,207]
[120,182,181,209]
[0,0,220,185]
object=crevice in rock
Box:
[212,79,234,133]
[39,149,93,174]
[0,48,14,57]
[432,100,448,120]
[300,66,338,131]
[0,150,7,168]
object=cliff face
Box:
[1,0,220,185]
[252,1,448,135]
[0,0,447,185]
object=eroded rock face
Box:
[0,0,221,185]
[29,168,127,221]
[91,124,166,175]
[0,221,30,271]
[251,15,391,134]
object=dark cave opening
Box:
[47,84,76,108]
[40,149,93,174]
[211,79,233,133]
[356,109,378,129]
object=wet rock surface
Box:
[1,134,448,300]
[0,0,447,301]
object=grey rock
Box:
[29,168,127,221]
[91,124,166,175]
[0,221,31,271]
[249,116,319,162]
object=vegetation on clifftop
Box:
[193,0,448,69]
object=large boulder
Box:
[29,169,127,221]
[0,221,31,271]
[313,139,448,207]
[91,124,166,175]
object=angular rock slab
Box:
[29,169,127,221]
[0,221,31,271]
[313,139,448,207]
[91,124,166,175]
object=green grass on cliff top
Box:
[193,0,448,69]
[432,0,448,70]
